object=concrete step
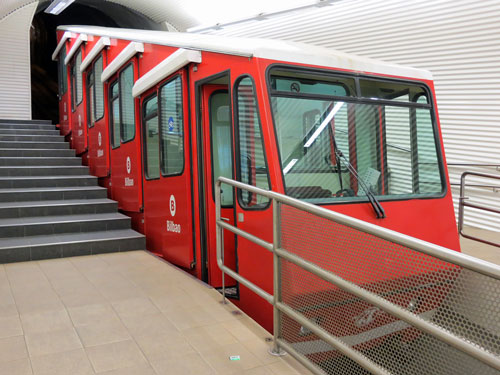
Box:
[0,134,64,142]
[0,129,60,135]
[0,166,89,176]
[0,157,81,166]
[0,229,146,263]
[0,119,52,125]
[0,175,97,188]
[0,186,107,202]
[0,212,131,238]
[0,149,75,157]
[0,141,69,149]
[0,123,55,131]
[0,199,118,219]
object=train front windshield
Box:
[268,68,445,205]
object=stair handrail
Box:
[215,176,500,375]
[458,171,500,248]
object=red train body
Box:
[53,25,460,334]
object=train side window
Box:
[210,91,233,206]
[88,56,105,128]
[71,62,77,111]
[87,68,95,128]
[415,95,441,193]
[109,81,120,148]
[94,56,104,121]
[235,76,270,209]
[75,50,83,106]
[160,76,184,176]
[143,95,160,179]
[58,49,67,98]
[119,64,135,143]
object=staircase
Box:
[0,119,145,263]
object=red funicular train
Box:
[53,26,460,332]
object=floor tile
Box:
[25,327,82,357]
[0,335,28,363]
[241,338,281,365]
[199,342,263,374]
[110,296,160,319]
[30,348,94,375]
[134,331,196,362]
[182,323,239,353]
[0,302,18,318]
[59,286,106,308]
[20,308,72,334]
[76,318,131,347]
[243,366,275,375]
[67,303,118,327]
[267,360,302,375]
[150,352,215,375]
[85,339,148,373]
[120,312,178,338]
[221,318,264,342]
[0,314,23,338]
[0,358,33,375]
[100,363,156,375]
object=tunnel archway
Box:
[30,1,165,123]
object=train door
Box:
[140,72,195,268]
[230,75,275,330]
[86,53,109,177]
[108,60,143,219]
[198,78,237,288]
[57,45,71,136]
[68,46,87,156]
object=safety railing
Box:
[215,177,500,375]
[458,171,500,248]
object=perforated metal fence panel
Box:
[278,203,500,375]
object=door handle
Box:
[220,217,230,222]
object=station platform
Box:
[0,251,311,375]
[460,226,500,265]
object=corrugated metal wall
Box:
[0,1,37,120]
[200,0,500,231]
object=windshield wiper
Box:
[332,138,386,219]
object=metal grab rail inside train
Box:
[215,176,500,375]
[458,171,500,248]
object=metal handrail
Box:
[215,177,500,374]
[458,171,500,248]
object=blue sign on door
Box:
[168,117,174,132]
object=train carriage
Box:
[53,25,460,333]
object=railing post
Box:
[458,172,467,234]
[215,180,226,305]
[270,198,286,356]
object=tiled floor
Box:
[460,226,500,265]
[0,251,312,375]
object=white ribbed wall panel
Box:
[0,1,37,120]
[201,0,500,231]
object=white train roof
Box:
[58,25,432,80]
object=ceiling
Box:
[1,0,324,32]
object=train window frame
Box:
[86,67,95,128]
[142,93,160,181]
[233,74,272,211]
[159,74,185,178]
[118,63,136,145]
[87,55,105,129]
[75,49,83,107]
[71,61,77,112]
[93,55,105,122]
[109,80,121,150]
[208,89,234,208]
[265,64,447,206]
[58,48,68,99]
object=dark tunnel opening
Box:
[30,2,164,123]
